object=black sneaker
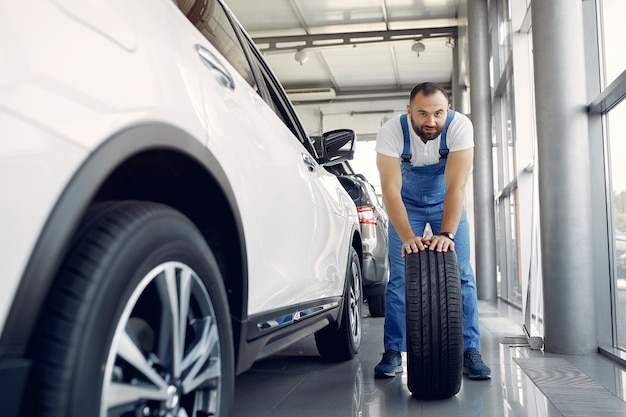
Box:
[463,349,491,380]
[374,350,403,378]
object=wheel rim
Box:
[101,261,222,417]
[349,256,362,347]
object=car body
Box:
[320,158,389,317]
[0,1,363,416]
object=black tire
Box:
[405,250,463,399]
[366,293,385,317]
[315,247,362,361]
[29,201,234,417]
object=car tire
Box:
[314,247,362,361]
[405,250,463,399]
[366,294,385,317]
[29,201,234,417]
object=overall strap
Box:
[439,110,456,159]
[400,113,411,162]
[400,111,456,162]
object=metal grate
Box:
[514,357,626,417]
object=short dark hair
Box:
[409,82,449,103]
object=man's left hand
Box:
[421,235,455,252]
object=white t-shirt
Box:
[375,112,474,167]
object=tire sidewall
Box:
[347,247,363,352]
[64,209,234,416]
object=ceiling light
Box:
[411,41,426,57]
[294,49,308,65]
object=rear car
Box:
[338,174,389,316]
[322,159,390,317]
[0,1,363,416]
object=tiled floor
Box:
[233,301,626,417]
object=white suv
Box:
[0,1,363,416]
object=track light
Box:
[294,49,308,65]
[411,41,426,57]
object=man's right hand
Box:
[401,236,425,257]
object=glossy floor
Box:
[233,301,626,417]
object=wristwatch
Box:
[439,231,455,241]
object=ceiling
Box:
[224,0,462,104]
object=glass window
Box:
[490,0,519,307]
[607,99,626,349]
[498,1,512,71]
[507,191,521,305]
[243,44,313,151]
[600,0,626,86]
[178,0,256,89]
[495,189,521,307]
[492,73,517,192]
[598,0,626,352]
[504,81,517,185]
[177,0,314,152]
[492,107,501,193]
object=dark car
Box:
[338,172,390,317]
[314,148,389,317]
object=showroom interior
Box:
[223,0,626,416]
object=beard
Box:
[410,114,443,141]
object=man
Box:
[374,82,491,380]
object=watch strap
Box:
[439,231,455,241]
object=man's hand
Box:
[401,236,426,257]
[422,235,455,253]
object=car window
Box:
[258,64,302,137]
[177,0,256,90]
[248,46,315,151]
[178,0,316,155]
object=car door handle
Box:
[302,153,317,173]
[196,44,235,90]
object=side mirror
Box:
[318,129,356,166]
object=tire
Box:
[405,250,463,399]
[366,293,385,317]
[314,247,362,361]
[29,201,234,417]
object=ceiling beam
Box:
[287,83,453,104]
[253,26,458,53]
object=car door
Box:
[183,0,355,316]
[242,45,359,313]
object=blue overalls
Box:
[383,111,481,352]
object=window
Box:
[608,100,626,349]
[177,0,315,155]
[178,0,256,89]
[491,0,520,307]
[594,0,626,352]
[601,0,626,87]
[245,43,314,151]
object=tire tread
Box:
[405,250,463,399]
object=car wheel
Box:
[29,201,234,417]
[405,250,463,399]
[366,294,385,317]
[314,247,362,361]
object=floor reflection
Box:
[233,301,626,417]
